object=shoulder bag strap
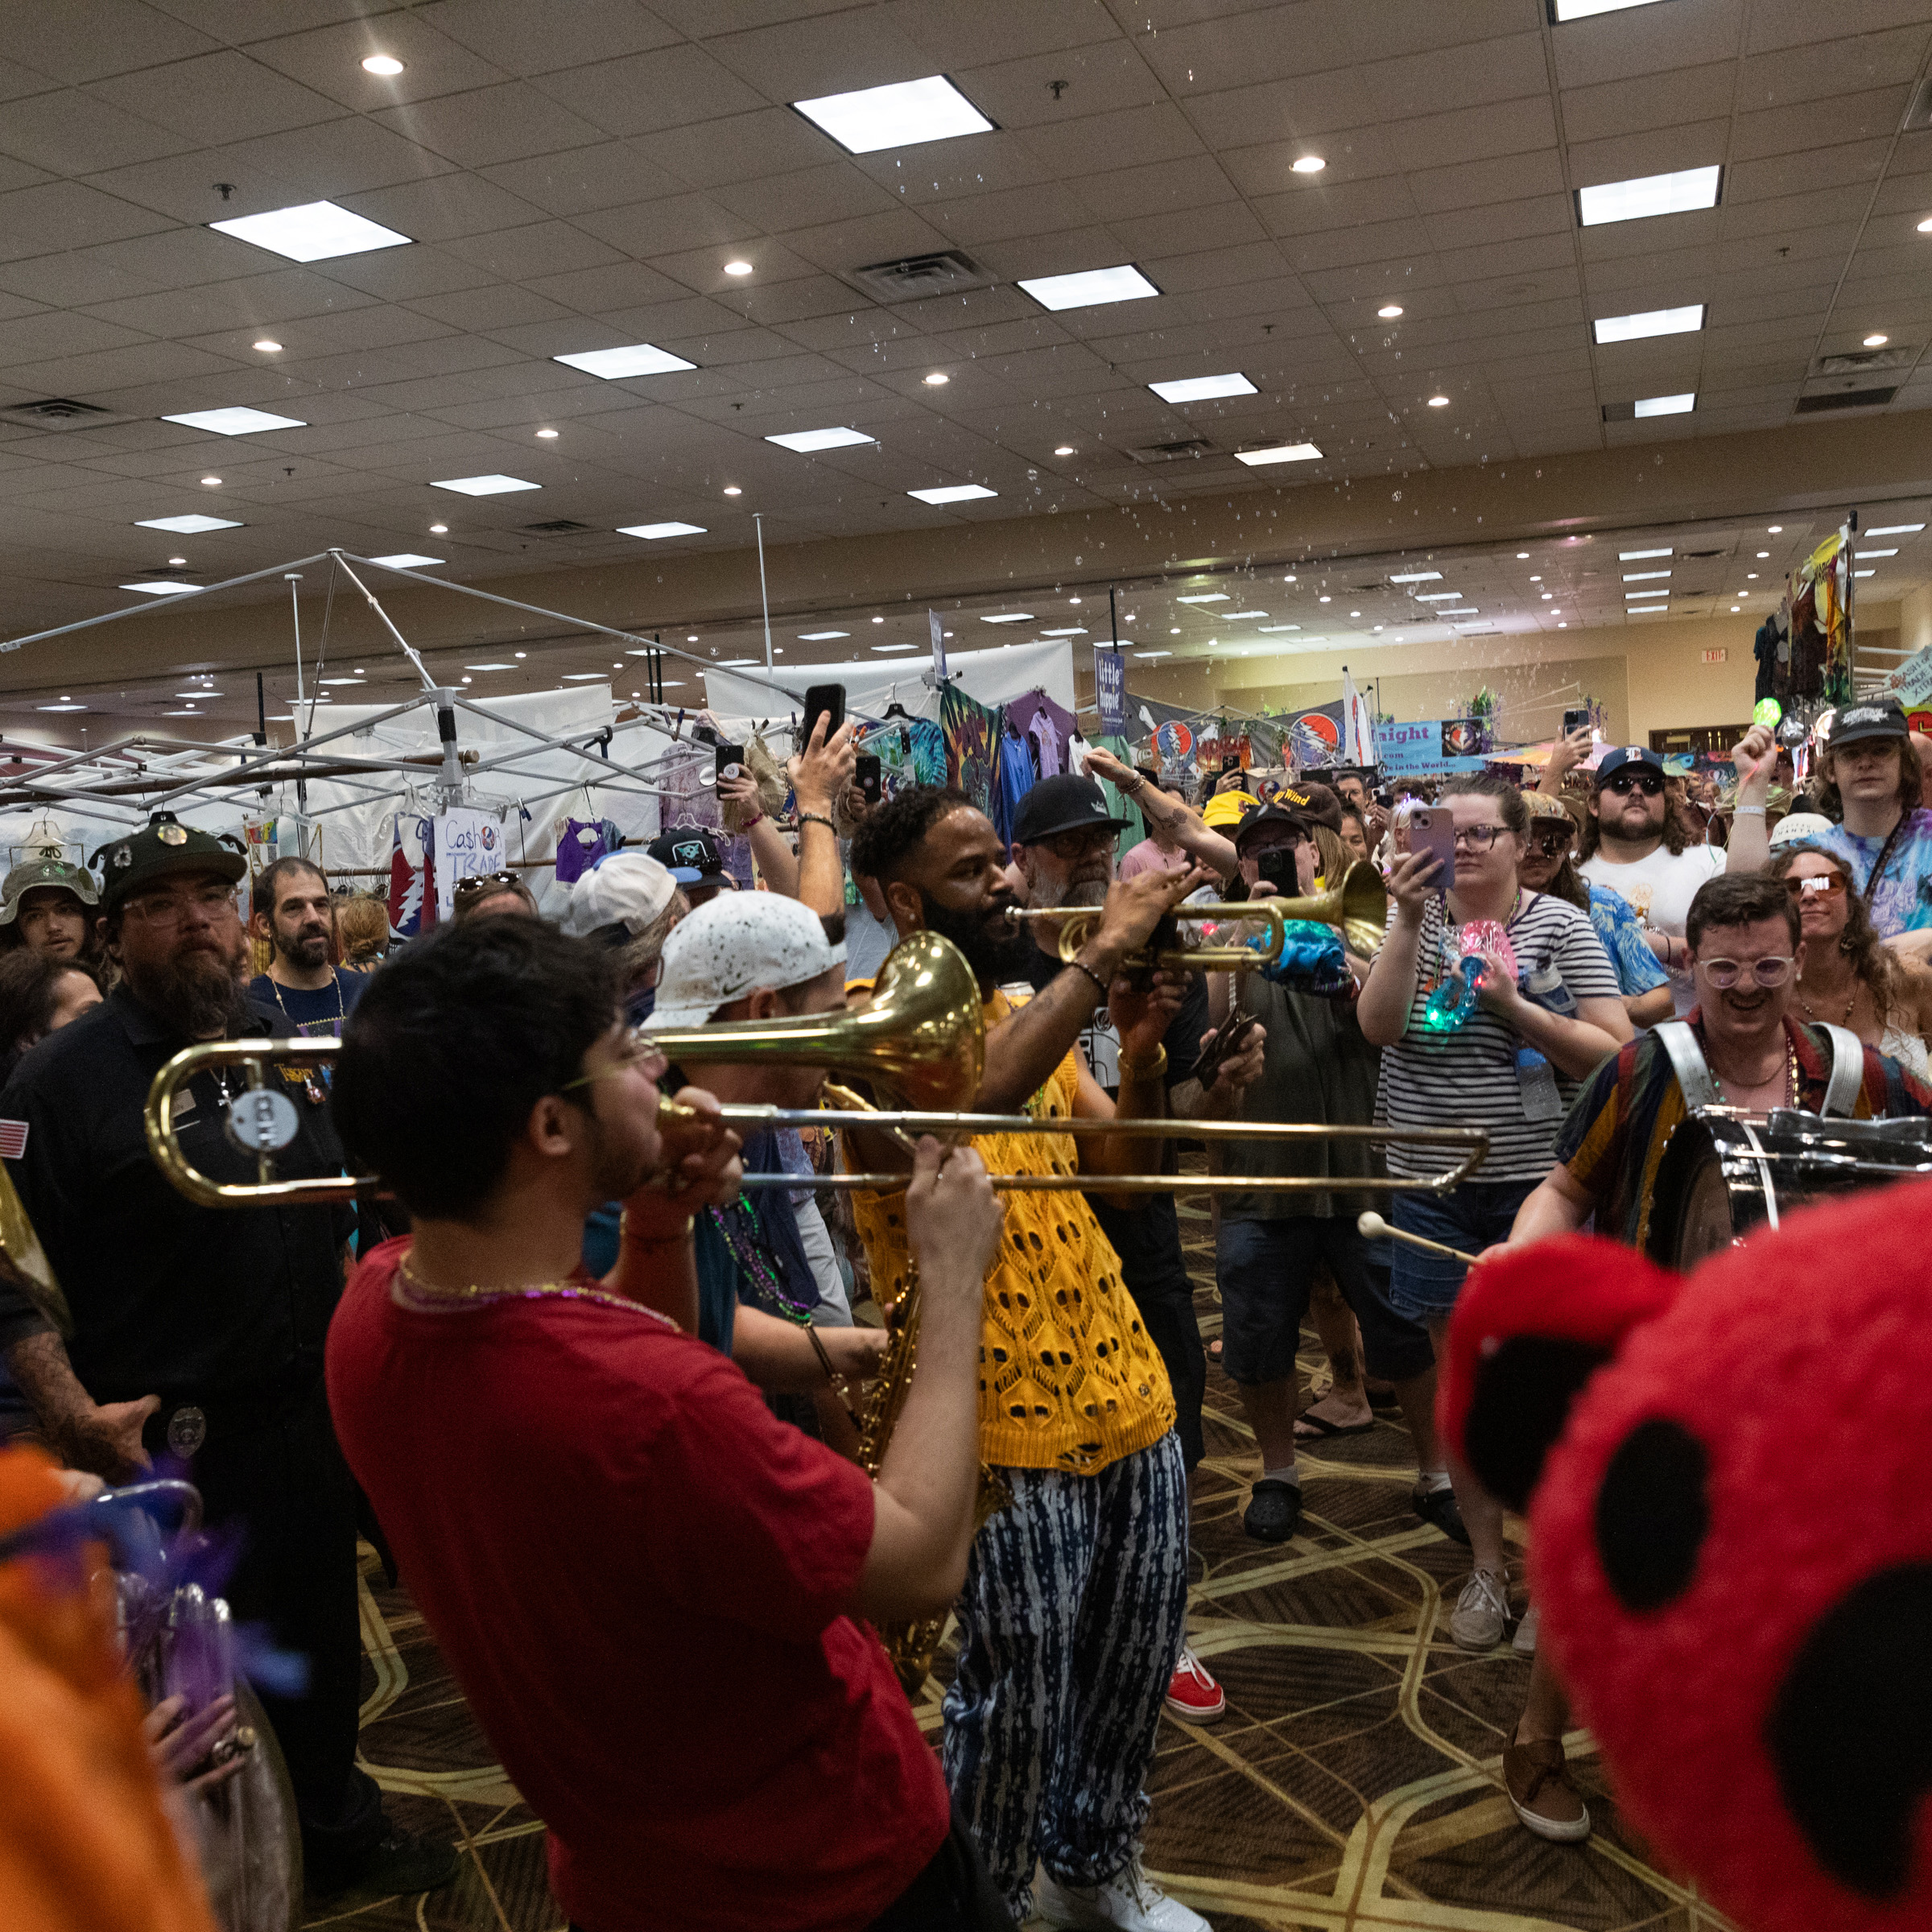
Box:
[1653,1020,1719,1111]
[1818,1023,1866,1118]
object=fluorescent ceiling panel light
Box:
[319,677,364,686]
[1594,303,1705,344]
[1628,604,1668,613]
[907,484,997,504]
[1868,523,1925,535]
[1018,264,1159,312]
[1863,547,1900,557]
[1228,610,1269,619]
[1620,547,1672,559]
[122,581,198,595]
[1133,650,1171,658]
[369,552,442,568]
[37,704,85,712]
[1634,392,1696,417]
[1856,568,1876,577]
[980,613,1032,623]
[1257,625,1301,633]
[872,643,918,652]
[617,522,706,539]
[1625,587,1670,598]
[163,407,306,435]
[464,663,516,671]
[1234,442,1323,464]
[135,514,241,533]
[1579,165,1721,228]
[1148,372,1256,403]
[1388,571,1441,582]
[766,427,874,452]
[1039,627,1088,636]
[1177,592,1228,604]
[1414,592,1460,601]
[1554,0,1669,14]
[713,660,759,669]
[1443,607,1480,615]
[209,200,411,262]
[553,344,695,379]
[791,75,993,155]
[798,630,849,641]
[431,474,539,495]
[1624,570,1671,581]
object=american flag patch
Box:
[0,1121,27,1159]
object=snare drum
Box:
[1646,1106,1932,1269]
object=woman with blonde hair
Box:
[335,894,389,970]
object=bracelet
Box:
[741,811,764,829]
[1733,804,1766,817]
[1067,958,1111,1001]
[798,811,836,833]
[620,1211,695,1246]
[805,1323,843,1388]
[1117,1044,1168,1081]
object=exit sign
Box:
[1702,648,1728,663]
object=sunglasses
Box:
[1525,828,1575,857]
[1695,955,1794,989]
[1603,770,1664,797]
[1784,873,1847,900]
[454,870,520,897]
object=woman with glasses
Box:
[1769,844,1932,1080]
[1359,774,1629,1656]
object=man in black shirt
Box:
[247,855,367,1038]
[0,811,454,1901]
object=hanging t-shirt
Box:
[1579,842,1726,1015]
[1811,809,1932,938]
[555,817,617,886]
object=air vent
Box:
[0,397,118,427]
[1129,438,1215,464]
[1814,346,1916,377]
[1680,548,1724,559]
[1796,386,1898,415]
[522,518,593,535]
[847,250,993,303]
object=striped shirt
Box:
[1379,891,1620,1182]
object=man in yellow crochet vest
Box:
[845,784,1212,1932]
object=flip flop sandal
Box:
[1294,1410,1377,1439]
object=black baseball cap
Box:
[92,811,246,914]
[1596,745,1666,782]
[1829,696,1909,751]
[646,826,727,885]
[1011,774,1129,845]
[1233,784,1344,848]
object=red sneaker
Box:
[1164,1645,1225,1722]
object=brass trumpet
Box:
[1005,860,1388,972]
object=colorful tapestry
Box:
[940,683,1001,821]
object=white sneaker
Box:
[1513,1603,1539,1656]
[1036,1854,1211,1931]
[1448,1567,1509,1651]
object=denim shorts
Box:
[1216,1215,1435,1386]
[1386,1179,1540,1321]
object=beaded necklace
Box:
[708,1191,816,1324]
[394,1251,679,1329]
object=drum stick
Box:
[1356,1210,1482,1268]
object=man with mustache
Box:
[249,857,365,1039]
[0,811,456,1903]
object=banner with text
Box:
[1094,646,1128,735]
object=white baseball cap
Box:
[650,894,846,1029]
[561,852,676,939]
[1768,811,1834,849]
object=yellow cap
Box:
[1203,790,1259,828]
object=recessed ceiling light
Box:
[723,485,741,495]
[210,200,411,263]
[167,555,186,564]
[617,522,706,539]
[1235,442,1322,464]
[174,689,221,698]
[724,260,753,275]
[1635,392,1696,417]
[122,580,198,595]
[1594,303,1705,344]
[1018,264,1159,312]
[553,343,696,380]
[1731,605,1741,612]
[1578,164,1722,228]
[1542,592,1554,600]
[1378,304,1403,318]
[319,676,365,686]
[1426,394,1450,407]
[799,630,848,641]
[1443,607,1480,615]
[165,407,306,436]
[136,514,241,534]
[1864,333,1889,347]
[1389,571,1442,583]
[923,371,949,386]
[1629,603,1668,613]
[429,522,448,534]
[908,484,997,504]
[200,476,222,486]
[516,650,527,658]
[1149,372,1256,403]
[872,616,885,623]
[1319,594,1331,602]
[1868,523,1924,535]
[1624,570,1671,581]
[1746,571,1760,577]
[465,663,517,671]
[1054,444,1075,456]
[369,552,442,568]
[1769,525,1782,532]
[535,427,559,439]
[980,612,1033,623]
[1919,217,1932,233]
[791,74,993,155]
[361,54,404,75]
[1517,551,1529,559]
[687,634,699,642]
[252,339,283,354]
[766,427,875,452]
[431,474,539,495]
[1133,650,1171,658]
[1227,609,1268,618]
[1620,547,1672,559]
[1291,155,1325,173]
[38,703,85,712]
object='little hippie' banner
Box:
[1094,646,1128,735]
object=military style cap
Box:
[92,811,246,914]
[0,850,98,927]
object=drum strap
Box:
[1654,1021,1719,1111]
[1818,1023,1865,1118]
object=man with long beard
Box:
[248,856,366,1038]
[0,811,456,1903]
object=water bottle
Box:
[1516,1045,1562,1121]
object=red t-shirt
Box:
[324,1240,948,1932]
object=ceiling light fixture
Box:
[1864,333,1889,347]
[1018,264,1160,312]
[535,427,559,439]
[908,484,996,504]
[791,74,993,155]
[1426,394,1450,407]
[554,343,696,380]
[136,514,240,533]
[1620,547,1672,559]
[431,474,539,495]
[429,522,448,534]
[1149,372,1255,403]
[210,200,411,262]
[1177,592,1228,604]
[1414,592,1460,601]
[1039,627,1088,637]
[1054,444,1075,456]
[200,477,222,486]
[164,407,306,435]
[1635,392,1695,416]
[1133,650,1171,658]
[1234,442,1322,464]
[923,371,949,386]
[167,555,186,564]
[1377,304,1403,318]
[1291,155,1325,173]
[1594,303,1705,344]
[1554,0,1670,15]
[724,260,753,275]
[872,643,917,652]
[252,339,282,353]
[122,581,198,596]
[1919,217,1932,233]
[1624,570,1670,580]
[1868,523,1925,535]
[1517,551,1529,559]
[871,616,884,624]
[723,485,741,495]
[617,522,706,539]
[766,427,875,452]
[361,54,404,75]
[1769,524,1782,532]
[465,663,517,671]
[799,630,848,641]
[369,553,442,568]
[1388,571,1441,582]
[980,613,1033,623]
[1578,164,1722,228]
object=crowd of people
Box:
[4,690,1932,1930]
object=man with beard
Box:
[0,811,456,1902]
[844,784,1216,1932]
[249,857,366,1038]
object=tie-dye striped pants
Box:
[941,1430,1189,1920]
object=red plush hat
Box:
[1445,1186,1932,1932]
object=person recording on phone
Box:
[326,915,1018,1932]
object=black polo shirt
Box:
[0,988,353,1408]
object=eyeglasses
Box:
[1450,825,1507,851]
[1041,826,1114,861]
[454,870,521,898]
[1695,955,1794,988]
[122,883,236,927]
[1525,828,1575,857]
[562,1029,668,1092]
[1603,770,1664,797]
[1783,874,1846,901]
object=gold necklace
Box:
[394,1250,678,1327]
[1795,961,1856,1025]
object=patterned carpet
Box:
[309,1201,1737,1932]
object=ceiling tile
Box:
[0,87,195,175]
[576,192,760,258]
[779,205,955,275]
[423,0,681,74]
[534,43,768,138]
[633,106,837,192]
[1110,200,1268,258]
[1183,74,1381,151]
[243,14,508,109]
[1726,139,1894,202]
[1386,93,1558,174]
[88,49,345,143]
[1013,103,1207,178]
[0,180,174,263]
[339,172,549,244]
[1736,90,1912,163]
[700,10,949,101]
[888,0,1118,68]
[518,260,690,314]
[371,81,609,169]
[1551,0,1746,90]
[925,180,1095,246]
[407,283,580,332]
[1744,0,1932,54]
[712,161,902,233]
[440,220,630,281]
[480,142,687,218]
[10,0,218,84]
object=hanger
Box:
[882,697,911,719]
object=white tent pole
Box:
[754,513,774,671]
